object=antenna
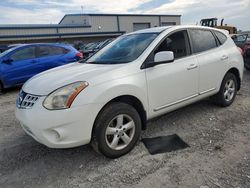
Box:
[81,5,84,15]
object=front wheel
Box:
[213,73,238,107]
[91,102,141,158]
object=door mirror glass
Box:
[154,51,174,63]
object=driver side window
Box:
[155,30,191,59]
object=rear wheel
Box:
[213,73,238,107]
[91,102,141,158]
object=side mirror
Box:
[2,58,13,64]
[145,51,174,68]
[154,51,174,64]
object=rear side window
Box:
[38,46,68,57]
[214,31,227,45]
[50,46,69,55]
[189,29,217,53]
[11,47,36,61]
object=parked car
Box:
[243,38,250,70]
[231,34,248,49]
[15,26,243,158]
[0,43,82,92]
[231,34,250,70]
[79,42,100,59]
[80,39,113,59]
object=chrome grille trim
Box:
[17,91,40,109]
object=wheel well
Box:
[227,68,241,90]
[104,95,147,130]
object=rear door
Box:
[36,45,70,70]
[1,46,38,86]
[189,29,229,94]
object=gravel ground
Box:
[0,71,250,188]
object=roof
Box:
[59,13,182,24]
[129,25,230,35]
[131,26,172,34]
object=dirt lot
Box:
[0,71,250,188]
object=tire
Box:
[91,102,142,158]
[213,72,238,107]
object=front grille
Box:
[17,90,39,109]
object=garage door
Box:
[133,23,151,31]
[161,22,176,26]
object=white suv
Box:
[15,26,244,158]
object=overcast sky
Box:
[0,0,249,31]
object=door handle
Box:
[221,55,228,60]
[187,64,198,70]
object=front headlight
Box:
[43,81,89,110]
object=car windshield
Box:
[85,33,158,64]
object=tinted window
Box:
[50,46,68,55]
[11,47,36,61]
[190,29,217,53]
[214,31,227,45]
[155,30,190,59]
[38,46,68,57]
[86,33,158,64]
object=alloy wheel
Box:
[224,79,235,102]
[105,114,135,150]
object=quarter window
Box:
[11,47,36,61]
[214,31,227,45]
[189,29,217,53]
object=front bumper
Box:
[15,96,102,148]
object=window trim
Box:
[141,29,192,69]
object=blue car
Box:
[0,43,82,92]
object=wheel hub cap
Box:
[105,114,135,150]
[224,79,235,102]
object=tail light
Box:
[75,52,83,59]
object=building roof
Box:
[59,13,182,24]
[0,24,91,29]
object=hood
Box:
[22,62,122,95]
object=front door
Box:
[145,30,199,117]
[1,46,39,86]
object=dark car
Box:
[80,39,113,59]
[243,38,250,70]
[0,43,83,92]
[231,34,250,70]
